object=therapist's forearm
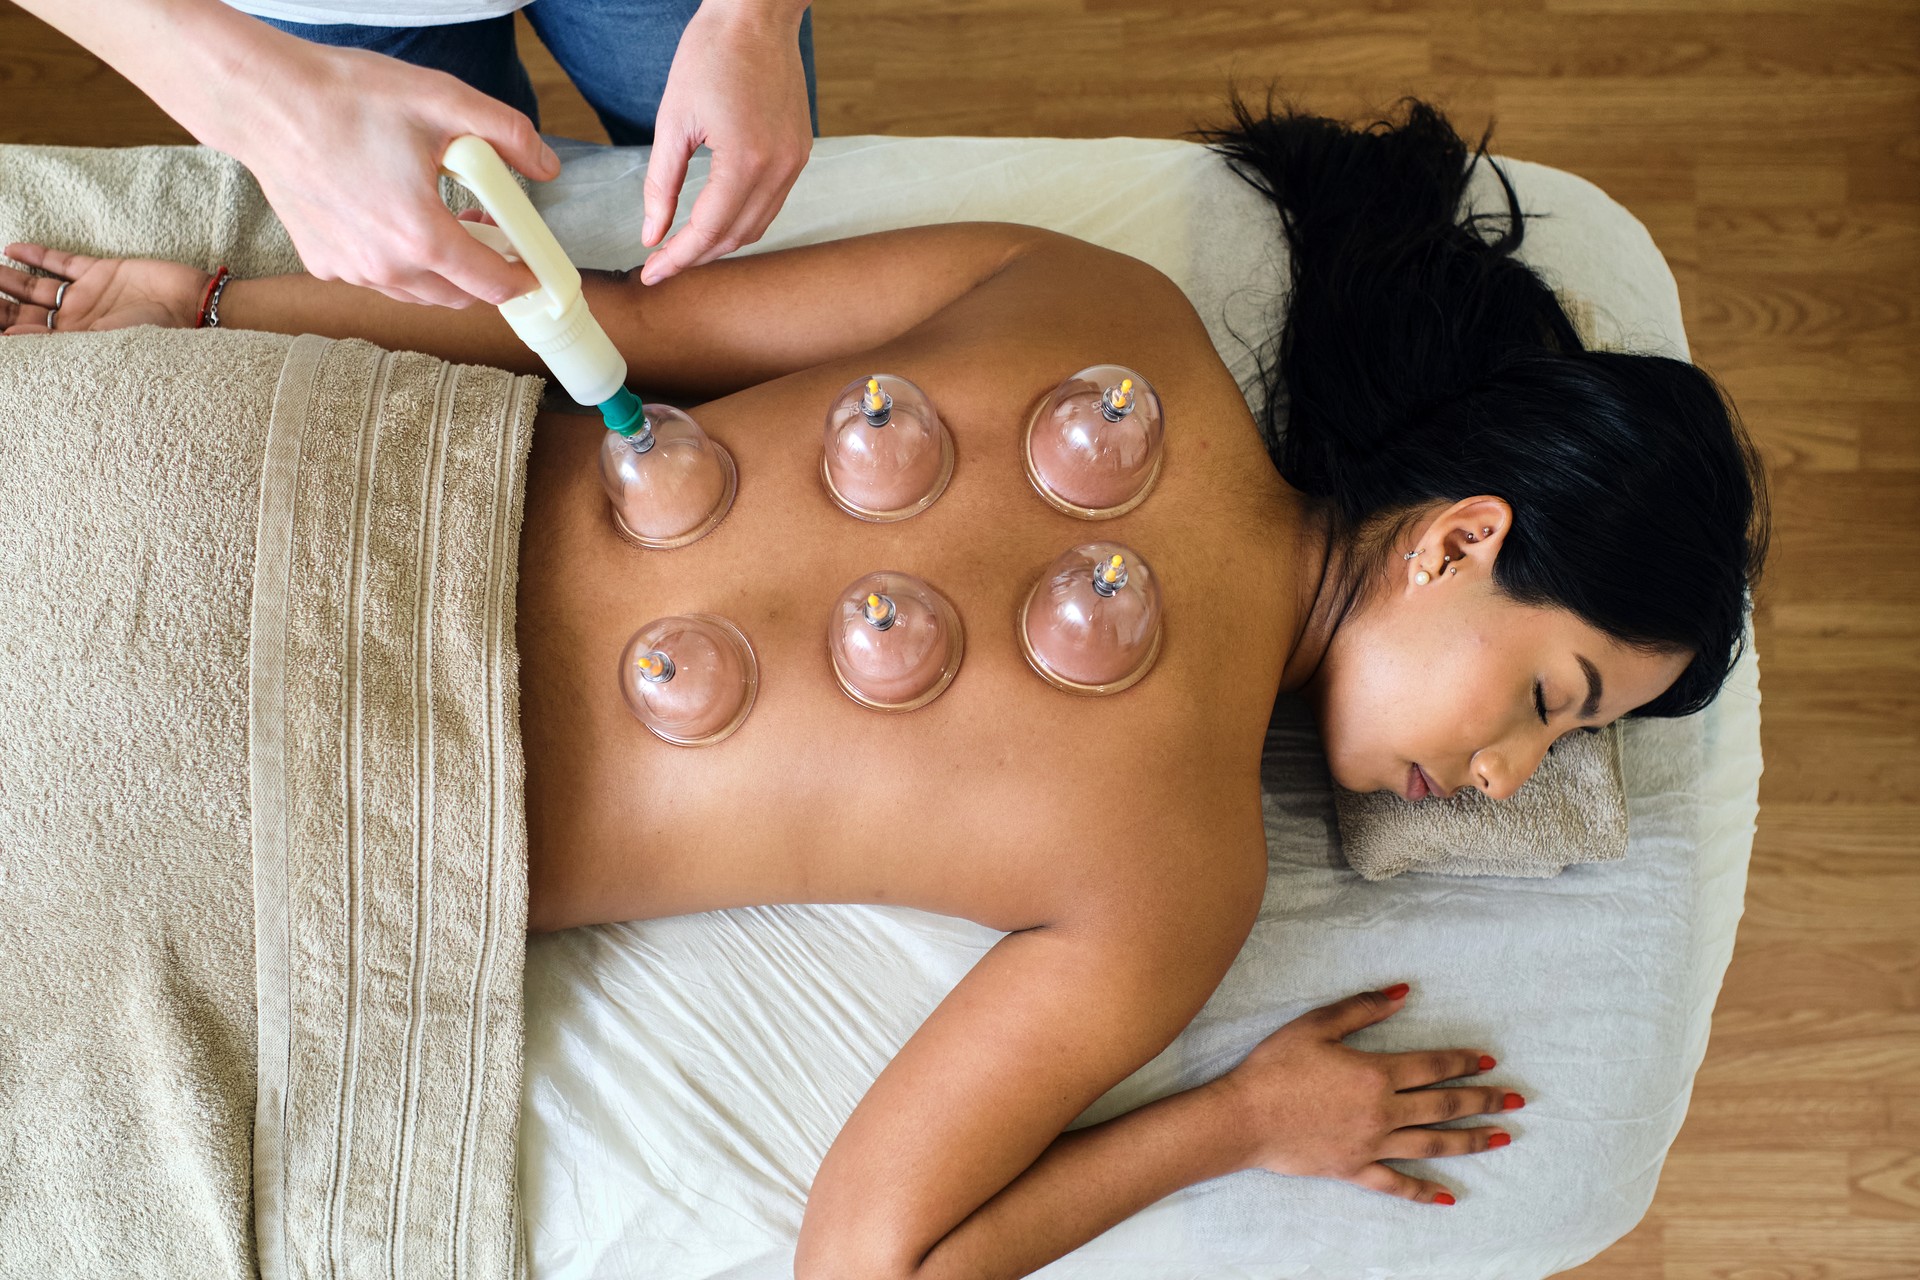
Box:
[701,0,813,31]
[11,0,288,155]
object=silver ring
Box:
[46,279,69,330]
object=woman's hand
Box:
[638,0,814,287]
[1,244,209,335]
[1213,984,1520,1204]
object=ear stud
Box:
[1415,569,1432,585]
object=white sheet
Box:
[518,135,1763,1279]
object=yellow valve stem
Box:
[865,377,885,414]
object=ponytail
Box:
[1198,96,1769,719]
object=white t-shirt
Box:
[225,0,530,27]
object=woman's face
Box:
[1304,498,1691,802]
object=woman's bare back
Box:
[517,249,1301,937]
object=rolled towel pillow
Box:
[1333,724,1627,880]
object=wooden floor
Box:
[4,0,1916,1273]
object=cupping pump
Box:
[441,136,737,549]
[439,135,641,430]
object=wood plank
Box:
[1674,1092,1896,1151]
[1662,1219,1920,1280]
[1653,1151,1854,1217]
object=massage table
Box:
[513,136,1763,1279]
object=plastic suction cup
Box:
[1018,542,1163,695]
[599,404,737,549]
[618,613,759,746]
[821,374,954,522]
[827,570,965,712]
[1023,365,1164,519]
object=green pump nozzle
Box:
[600,386,648,437]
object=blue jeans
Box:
[261,2,819,146]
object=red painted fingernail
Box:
[1503,1092,1526,1110]
[1487,1132,1511,1148]
[1478,1054,1497,1071]
[1433,1192,1456,1206]
[1380,982,1411,1001]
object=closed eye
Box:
[1533,680,1549,725]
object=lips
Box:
[1405,763,1445,802]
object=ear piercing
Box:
[1409,527,1491,583]
[1414,551,1458,586]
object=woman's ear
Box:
[1405,496,1513,588]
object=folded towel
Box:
[0,142,499,280]
[0,323,537,1277]
[1332,724,1628,880]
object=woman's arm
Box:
[3,223,1074,402]
[796,870,1516,1280]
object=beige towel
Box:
[0,324,537,1278]
[0,141,497,280]
[1332,724,1628,880]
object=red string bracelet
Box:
[195,266,230,329]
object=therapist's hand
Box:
[13,0,555,306]
[638,0,813,286]
[212,38,561,307]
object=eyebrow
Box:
[1577,654,1604,720]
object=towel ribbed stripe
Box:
[451,373,530,1277]
[249,333,329,1280]
[326,350,394,1275]
[386,360,457,1278]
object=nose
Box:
[1468,738,1553,802]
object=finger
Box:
[1310,984,1411,1039]
[410,269,489,310]
[4,242,98,280]
[1394,1086,1522,1128]
[1387,1049,1497,1090]
[0,263,61,308]
[1349,1162,1457,1206]
[643,175,752,286]
[422,213,538,304]
[365,281,441,307]
[683,147,802,269]
[14,303,52,330]
[473,101,561,183]
[690,180,786,269]
[641,131,696,249]
[1377,1125,1511,1162]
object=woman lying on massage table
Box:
[0,100,1766,1278]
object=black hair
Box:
[1197,96,1769,718]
